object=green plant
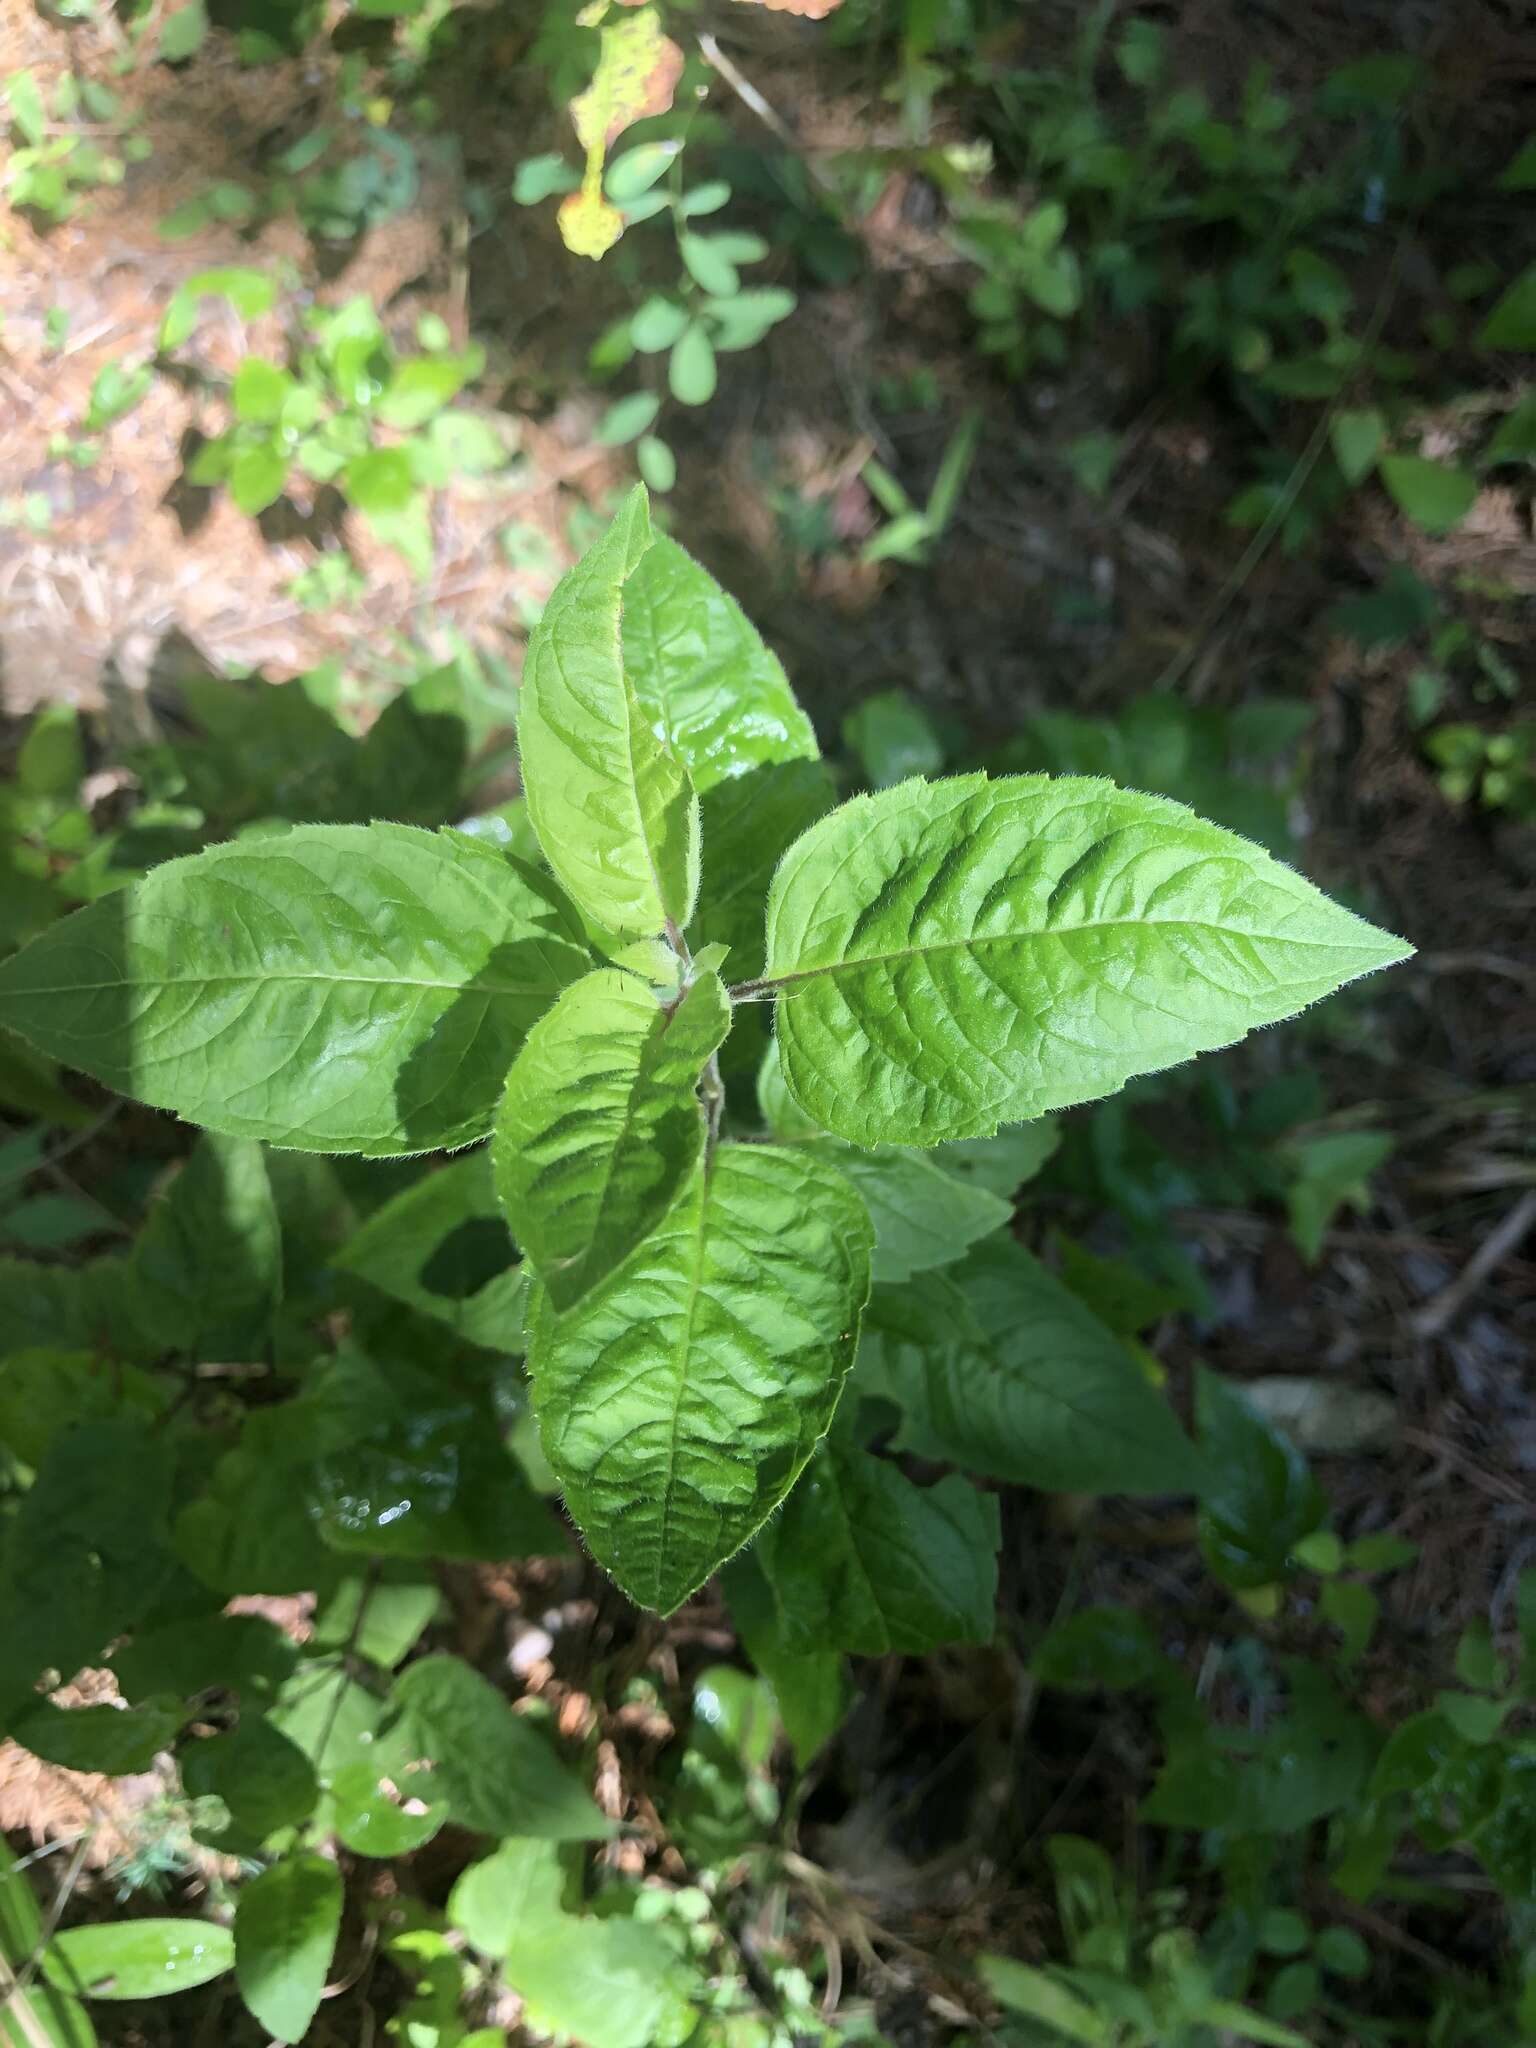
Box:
[0,491,1414,2038]
[0,482,1406,1604]
[858,408,980,564]
[2,69,143,224]
[1423,721,1536,820]
[171,289,506,573]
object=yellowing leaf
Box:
[559,188,625,259]
[561,3,683,260]
[570,3,683,151]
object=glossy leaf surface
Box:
[493,968,730,1310]
[0,825,591,1154]
[518,488,699,936]
[764,774,1411,1146]
[527,1143,873,1612]
[861,1239,1204,1494]
[234,1853,343,2044]
[757,1437,999,1654]
[621,534,819,791]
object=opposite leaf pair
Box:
[0,486,1411,1615]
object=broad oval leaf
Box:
[860,1239,1205,1496]
[234,1852,343,2045]
[518,487,700,937]
[389,1653,610,1839]
[621,533,819,792]
[756,1438,999,1655]
[332,1148,525,1350]
[763,774,1412,1146]
[46,1920,233,2001]
[132,1132,281,1360]
[0,824,591,1155]
[493,967,730,1311]
[527,1143,874,1613]
[801,1138,1013,1283]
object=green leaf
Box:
[0,824,591,1155]
[377,353,476,430]
[669,325,717,405]
[1280,1129,1393,1261]
[679,232,739,295]
[706,286,796,351]
[978,1957,1110,2044]
[111,1613,298,1708]
[493,968,730,1311]
[160,266,276,351]
[604,141,678,201]
[342,445,417,515]
[5,71,45,147]
[527,1142,873,1613]
[1033,1605,1171,1692]
[132,1133,281,1359]
[449,1835,564,1956]
[0,1844,96,2048]
[691,761,836,983]
[451,1842,697,2048]
[158,0,208,62]
[1378,454,1478,535]
[621,533,819,793]
[1195,1368,1326,1588]
[234,1853,343,2044]
[596,392,660,446]
[512,152,580,204]
[0,1421,179,1723]
[332,1149,525,1349]
[635,432,676,493]
[721,1551,849,1766]
[762,774,1411,1146]
[85,360,153,432]
[330,1757,448,1857]
[17,703,83,800]
[183,1715,319,1839]
[229,442,288,516]
[802,1140,1012,1283]
[757,1438,998,1656]
[507,1917,696,2048]
[232,356,291,424]
[518,487,701,937]
[1478,261,1536,349]
[0,1349,162,1467]
[45,1922,233,2002]
[860,1239,1205,1494]
[1329,407,1385,485]
[301,1350,556,1564]
[842,690,944,789]
[629,297,691,353]
[389,1653,610,1838]
[9,1699,182,1775]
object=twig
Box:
[15,1834,92,2002]
[0,1952,58,2048]
[1410,1187,1536,1340]
[0,1101,122,1197]
[696,32,840,201]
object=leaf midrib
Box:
[5,969,567,997]
[764,912,1380,992]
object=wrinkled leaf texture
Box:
[0,825,591,1154]
[493,967,730,1310]
[527,1142,873,1613]
[764,774,1411,1146]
